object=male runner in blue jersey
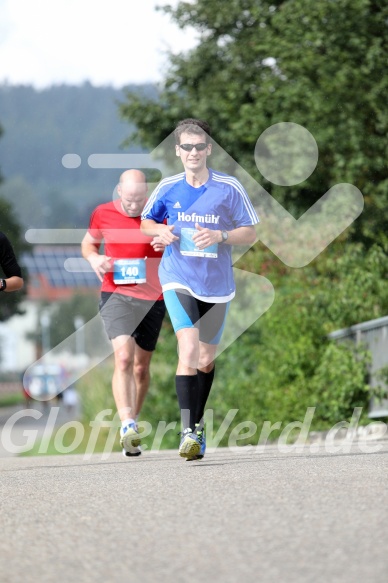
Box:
[141,118,259,460]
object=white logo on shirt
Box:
[173,201,181,208]
[177,211,220,224]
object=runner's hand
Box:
[88,254,112,282]
[150,236,166,253]
[156,225,179,246]
[192,223,221,249]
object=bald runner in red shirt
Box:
[82,169,165,456]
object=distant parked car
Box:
[23,363,67,403]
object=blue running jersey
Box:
[141,168,259,302]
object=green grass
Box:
[0,393,24,407]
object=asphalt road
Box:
[1,429,387,583]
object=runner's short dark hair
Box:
[174,118,211,144]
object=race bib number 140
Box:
[113,259,147,284]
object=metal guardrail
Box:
[328,316,388,418]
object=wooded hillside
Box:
[0,82,156,230]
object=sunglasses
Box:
[178,143,208,152]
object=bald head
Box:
[119,169,147,187]
[117,169,148,217]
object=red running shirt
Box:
[88,200,163,301]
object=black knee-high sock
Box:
[196,367,215,427]
[175,374,199,431]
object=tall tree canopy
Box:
[120,0,387,243]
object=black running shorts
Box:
[99,292,166,351]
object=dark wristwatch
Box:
[0,279,7,291]
[220,230,229,243]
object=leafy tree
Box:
[120,0,388,243]
[0,176,44,227]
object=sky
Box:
[0,0,198,88]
